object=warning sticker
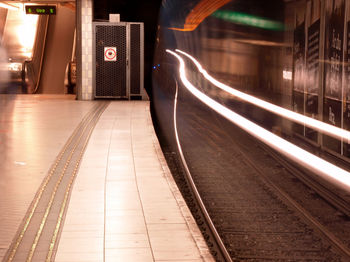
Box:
[104,47,117,61]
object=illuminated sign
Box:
[212,10,285,31]
[25,5,56,15]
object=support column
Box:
[76,0,93,100]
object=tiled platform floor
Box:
[0,95,95,261]
[0,95,214,262]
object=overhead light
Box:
[0,2,19,10]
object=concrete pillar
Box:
[76,0,93,100]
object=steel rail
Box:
[260,142,350,218]
[173,80,233,262]
[172,48,350,217]
[236,143,350,259]
[167,48,350,260]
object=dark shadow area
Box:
[93,0,162,99]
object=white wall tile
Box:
[79,0,94,100]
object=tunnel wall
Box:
[152,0,350,171]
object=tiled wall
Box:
[80,0,93,100]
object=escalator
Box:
[0,3,75,94]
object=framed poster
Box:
[323,0,345,154]
[343,18,350,156]
[305,0,321,141]
[292,5,306,136]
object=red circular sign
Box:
[105,48,116,60]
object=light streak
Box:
[169,0,231,31]
[166,49,350,192]
[0,3,19,10]
[175,49,350,143]
[173,80,233,261]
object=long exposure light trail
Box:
[175,49,350,143]
[166,49,350,192]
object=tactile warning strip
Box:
[3,102,109,262]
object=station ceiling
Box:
[2,0,74,2]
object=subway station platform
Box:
[0,95,214,262]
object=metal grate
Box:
[95,25,127,97]
[130,24,141,95]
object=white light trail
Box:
[175,49,350,143]
[166,49,350,192]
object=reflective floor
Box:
[0,95,212,262]
[0,94,94,260]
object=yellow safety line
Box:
[5,104,102,262]
[46,104,107,261]
[25,104,105,262]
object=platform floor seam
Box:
[147,103,215,262]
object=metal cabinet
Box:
[93,22,144,99]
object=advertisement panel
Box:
[293,9,306,135]
[305,1,321,141]
[344,19,350,157]
[323,0,345,154]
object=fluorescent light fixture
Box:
[17,13,39,58]
[0,2,19,10]
[283,70,292,80]
[175,49,350,143]
[166,49,350,192]
[211,10,285,31]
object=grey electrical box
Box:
[93,22,145,99]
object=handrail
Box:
[21,15,49,94]
[32,15,49,93]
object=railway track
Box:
[260,140,350,216]
[164,78,350,261]
[240,142,350,259]
[211,108,350,260]
[3,102,109,262]
[173,80,232,262]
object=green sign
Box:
[212,10,285,31]
[25,5,56,15]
